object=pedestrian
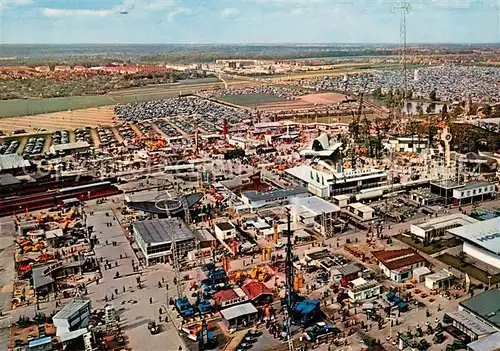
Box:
[111,294,114,300]
[115,261,118,267]
[120,254,122,259]
[159,308,162,315]
[166,283,169,290]
[115,288,118,295]
[158,281,162,288]
[123,286,126,293]
[150,297,153,304]
[105,295,108,302]
[162,277,165,283]
[159,315,162,322]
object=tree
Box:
[482,104,493,118]
[441,104,449,122]
[416,104,424,116]
[406,89,413,100]
[372,87,383,99]
[429,89,438,101]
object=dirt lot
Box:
[248,92,348,112]
[0,106,116,134]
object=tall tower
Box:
[441,125,453,169]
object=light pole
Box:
[487,275,492,287]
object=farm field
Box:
[0,78,254,118]
[0,106,116,135]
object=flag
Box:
[465,274,471,293]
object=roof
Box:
[460,289,500,328]
[430,179,462,189]
[220,302,258,320]
[412,266,431,276]
[213,289,239,304]
[412,213,479,232]
[241,281,273,300]
[0,154,30,171]
[32,266,54,289]
[133,218,195,245]
[0,173,21,186]
[350,278,380,293]
[336,263,363,276]
[467,332,500,351]
[448,217,500,255]
[53,300,91,320]
[51,141,90,153]
[284,166,331,189]
[242,187,308,202]
[194,228,216,242]
[215,222,235,231]
[28,336,52,348]
[58,328,88,343]
[446,310,498,336]
[291,196,340,216]
[461,181,494,190]
[372,249,427,270]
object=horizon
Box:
[1,42,500,46]
[0,0,498,45]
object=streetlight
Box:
[487,275,492,287]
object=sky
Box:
[0,0,499,44]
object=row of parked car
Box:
[171,118,195,134]
[0,139,19,155]
[96,127,119,148]
[117,123,137,142]
[23,137,45,156]
[75,127,93,144]
[52,130,70,145]
[136,121,155,137]
[155,120,181,138]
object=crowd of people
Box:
[114,96,254,131]
[200,85,309,100]
[299,66,500,104]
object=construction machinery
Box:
[198,319,216,350]
[174,296,196,319]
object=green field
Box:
[437,253,500,285]
[0,78,225,118]
[394,234,462,255]
[216,93,286,106]
[0,95,115,118]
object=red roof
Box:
[242,281,273,301]
[372,249,427,270]
[213,289,239,305]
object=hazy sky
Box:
[1,0,499,44]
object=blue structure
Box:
[292,299,321,326]
[175,296,195,318]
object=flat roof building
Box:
[410,213,479,242]
[0,154,32,173]
[285,165,387,198]
[50,141,91,155]
[53,300,91,336]
[448,217,500,269]
[241,187,308,211]
[132,218,196,266]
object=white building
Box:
[299,133,342,159]
[452,182,496,205]
[347,202,375,221]
[285,165,387,198]
[347,277,382,302]
[240,187,309,211]
[289,196,340,236]
[447,217,500,269]
[385,136,428,154]
[214,222,237,241]
[373,249,428,283]
[410,213,479,242]
[132,218,197,266]
[53,300,91,336]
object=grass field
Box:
[0,96,115,118]
[437,253,500,285]
[216,93,287,106]
[0,78,248,119]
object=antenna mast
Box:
[394,0,411,118]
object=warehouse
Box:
[240,187,308,211]
[447,217,500,269]
[285,165,387,198]
[373,249,427,283]
[132,218,196,266]
[410,213,478,242]
[220,302,259,329]
[0,154,33,174]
